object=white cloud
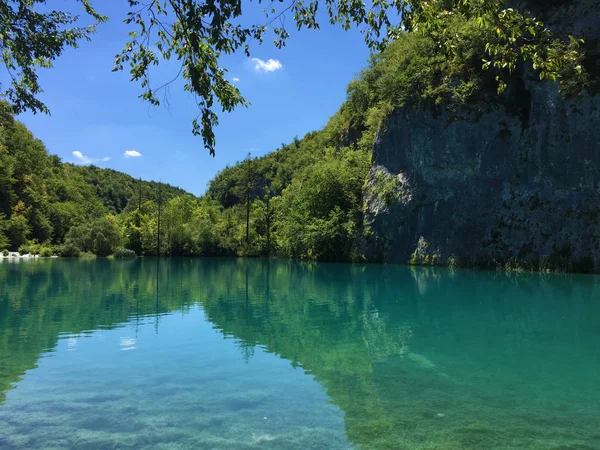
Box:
[251,58,282,73]
[232,77,240,82]
[72,151,110,165]
[124,150,142,158]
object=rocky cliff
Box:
[363,0,600,272]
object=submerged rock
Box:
[406,352,437,370]
[252,432,276,443]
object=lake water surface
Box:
[0,258,599,449]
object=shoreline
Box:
[0,252,58,259]
[2,252,599,276]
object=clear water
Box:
[0,258,599,450]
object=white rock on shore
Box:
[1,252,45,259]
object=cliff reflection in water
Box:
[0,258,599,449]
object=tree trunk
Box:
[246,193,250,244]
[266,197,270,256]
[157,182,162,256]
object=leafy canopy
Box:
[0,0,587,155]
[0,1,107,114]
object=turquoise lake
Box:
[0,258,599,449]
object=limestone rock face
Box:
[362,0,600,271]
[363,76,600,271]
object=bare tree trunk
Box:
[157,182,162,257]
[138,177,142,212]
[266,197,270,256]
[246,193,250,244]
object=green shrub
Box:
[2,249,8,257]
[40,247,54,257]
[60,242,81,257]
[373,171,404,207]
[113,247,136,259]
[64,218,121,256]
[18,244,31,255]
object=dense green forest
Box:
[0,11,592,261]
[0,102,188,257]
[0,89,371,260]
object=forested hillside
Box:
[0,102,188,256]
[0,85,371,260]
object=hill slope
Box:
[0,102,190,254]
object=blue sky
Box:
[12,1,372,196]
